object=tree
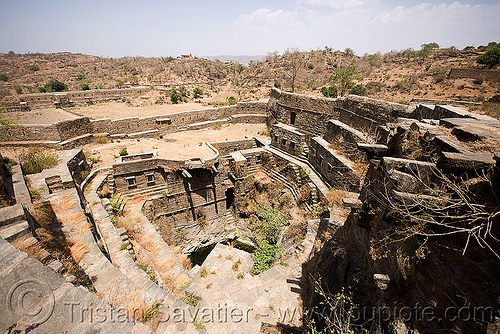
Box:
[350,84,367,96]
[477,48,500,67]
[170,86,188,104]
[193,87,203,99]
[344,48,355,56]
[321,86,337,98]
[329,65,362,96]
[39,80,67,93]
[283,47,304,93]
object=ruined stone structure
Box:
[0,88,499,333]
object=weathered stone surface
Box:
[357,143,388,153]
[440,151,496,170]
[432,134,470,153]
[342,197,362,209]
[0,204,25,227]
[451,125,500,142]
[382,157,436,185]
[387,169,422,192]
[48,260,64,273]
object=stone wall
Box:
[268,88,412,141]
[0,123,60,142]
[55,117,93,141]
[270,123,306,156]
[309,136,360,191]
[0,101,268,143]
[210,138,257,157]
[448,68,500,81]
[12,87,150,110]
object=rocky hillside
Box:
[0,45,499,108]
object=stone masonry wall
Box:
[309,136,360,191]
[270,123,306,156]
[13,87,150,110]
[0,101,268,143]
[0,123,60,141]
[210,139,257,157]
[268,88,413,141]
[448,68,500,81]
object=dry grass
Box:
[52,196,77,211]
[115,290,146,322]
[162,273,189,297]
[93,135,109,144]
[11,235,47,261]
[171,245,192,270]
[67,238,89,263]
[62,212,87,226]
[75,222,92,235]
[158,258,176,272]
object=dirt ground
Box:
[3,108,78,124]
[68,100,214,120]
[0,123,268,167]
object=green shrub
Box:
[80,81,90,90]
[255,205,289,244]
[143,300,162,321]
[119,146,128,156]
[29,64,39,71]
[14,84,22,94]
[19,150,58,174]
[227,96,237,105]
[120,242,130,251]
[350,84,367,96]
[477,48,500,67]
[320,86,337,98]
[182,292,201,307]
[2,157,17,175]
[252,240,282,275]
[110,194,126,214]
[232,259,241,272]
[0,73,8,82]
[45,80,68,92]
[193,87,203,99]
[170,86,189,103]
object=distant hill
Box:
[203,55,266,65]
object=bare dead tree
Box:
[373,166,500,259]
[284,47,304,93]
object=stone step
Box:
[0,220,30,241]
[122,184,168,199]
[127,129,159,139]
[0,204,25,227]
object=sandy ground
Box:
[0,123,268,168]
[68,101,215,120]
[3,108,78,125]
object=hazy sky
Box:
[0,0,499,57]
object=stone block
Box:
[48,260,64,273]
[439,151,496,170]
[342,198,362,209]
[0,204,26,227]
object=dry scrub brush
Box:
[373,167,500,262]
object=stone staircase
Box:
[0,204,30,242]
[261,168,302,206]
[48,188,157,316]
[299,144,309,161]
[121,183,168,200]
[85,173,171,305]
[0,236,151,334]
